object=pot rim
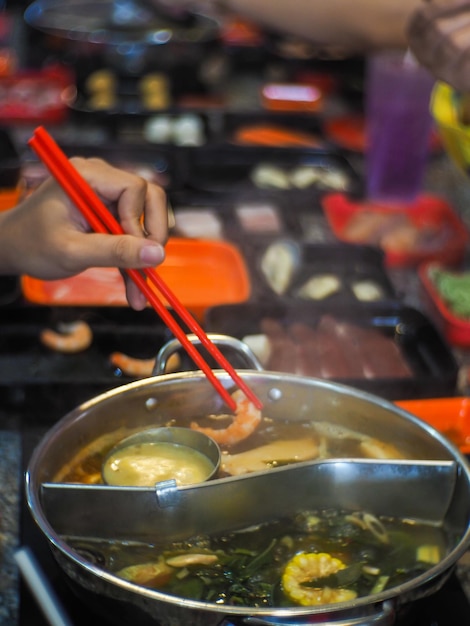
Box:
[25,370,470,618]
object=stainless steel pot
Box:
[25,336,470,626]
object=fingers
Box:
[140,182,169,245]
[0,154,169,311]
[124,278,149,310]
[69,156,168,244]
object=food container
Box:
[324,114,366,152]
[229,120,325,148]
[324,114,441,154]
[430,81,470,175]
[181,146,358,197]
[260,83,324,112]
[0,126,23,211]
[30,141,179,190]
[419,261,470,347]
[322,192,468,267]
[250,240,396,303]
[21,238,251,319]
[0,126,21,187]
[0,306,265,413]
[0,65,76,123]
[395,397,470,455]
[25,338,470,626]
[205,302,458,400]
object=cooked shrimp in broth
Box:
[190,389,262,446]
[56,392,406,484]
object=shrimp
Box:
[190,389,262,446]
[40,321,93,354]
[110,352,156,378]
[110,352,181,378]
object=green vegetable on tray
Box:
[429,267,470,319]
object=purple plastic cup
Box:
[365,51,435,205]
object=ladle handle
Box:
[223,600,395,625]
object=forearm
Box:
[221,0,422,51]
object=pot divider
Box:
[39,459,457,541]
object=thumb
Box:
[72,233,165,271]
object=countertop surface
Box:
[3,150,470,624]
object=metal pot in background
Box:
[24,0,221,74]
[25,336,470,626]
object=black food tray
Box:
[169,193,305,240]
[0,275,20,306]
[247,241,397,304]
[205,302,458,400]
[24,141,182,191]
[0,126,22,188]
[0,304,257,410]
[0,305,171,408]
[179,146,360,197]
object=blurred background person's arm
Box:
[407,0,470,92]
[161,0,423,53]
[218,0,422,52]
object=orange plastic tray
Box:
[396,397,470,454]
[21,238,251,319]
[0,184,22,211]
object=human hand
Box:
[407,0,470,93]
[0,157,168,310]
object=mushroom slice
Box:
[222,438,319,476]
[359,438,403,459]
[166,553,218,567]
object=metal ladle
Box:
[101,426,221,487]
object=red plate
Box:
[324,114,442,153]
[322,192,468,267]
[324,114,366,152]
[0,65,75,123]
[419,261,470,347]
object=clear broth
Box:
[55,415,404,484]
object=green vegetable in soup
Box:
[78,508,451,609]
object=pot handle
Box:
[153,333,264,376]
[218,601,395,626]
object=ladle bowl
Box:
[102,426,221,487]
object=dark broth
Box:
[68,508,452,608]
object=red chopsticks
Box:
[29,126,263,413]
